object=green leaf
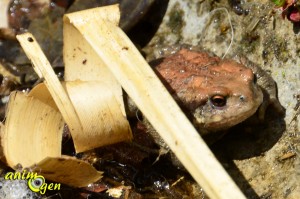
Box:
[272,0,286,6]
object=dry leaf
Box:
[34,156,102,187]
[2,91,64,168]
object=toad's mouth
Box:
[202,106,258,131]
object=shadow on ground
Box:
[211,108,286,198]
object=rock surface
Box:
[143,0,300,198]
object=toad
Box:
[140,47,284,142]
[127,47,284,143]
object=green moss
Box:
[239,32,261,54]
[263,34,290,64]
[167,3,185,35]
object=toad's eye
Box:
[210,95,227,108]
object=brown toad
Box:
[149,47,284,140]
